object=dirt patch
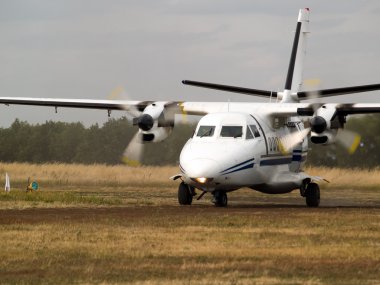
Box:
[0,200,378,225]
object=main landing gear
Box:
[301,182,320,207]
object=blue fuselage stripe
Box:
[292,155,302,161]
[261,155,307,166]
[223,163,255,175]
[260,157,292,166]
[220,158,255,173]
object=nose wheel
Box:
[178,182,194,205]
[212,191,228,207]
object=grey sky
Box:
[0,0,379,127]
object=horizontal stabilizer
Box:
[297,83,380,99]
[298,103,380,116]
[182,80,277,99]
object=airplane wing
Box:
[2,97,380,118]
[0,96,220,117]
[0,97,152,112]
[0,97,215,117]
[182,102,380,118]
[184,101,380,117]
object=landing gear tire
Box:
[213,191,228,207]
[305,183,320,207]
[178,182,193,205]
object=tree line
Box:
[0,115,379,167]
[0,118,192,165]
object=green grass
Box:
[0,164,379,284]
[0,205,378,284]
[0,191,122,207]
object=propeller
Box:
[280,127,361,155]
[279,79,361,154]
[108,87,182,166]
[122,132,144,166]
[336,129,361,155]
[107,86,146,166]
[122,113,160,167]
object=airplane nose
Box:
[182,158,219,179]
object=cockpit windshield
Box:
[196,126,215,137]
[246,125,260,139]
[220,126,243,138]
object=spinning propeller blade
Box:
[108,86,144,165]
[122,132,144,166]
[336,129,361,154]
[108,86,142,118]
[279,128,310,154]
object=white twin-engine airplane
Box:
[1,8,380,207]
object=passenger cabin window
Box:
[196,125,215,137]
[249,125,261,137]
[220,126,243,138]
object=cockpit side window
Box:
[246,126,254,139]
[249,125,261,137]
[220,126,243,138]
[196,125,215,137]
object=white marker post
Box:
[5,173,10,192]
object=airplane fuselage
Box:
[179,112,309,194]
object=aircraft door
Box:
[249,115,267,156]
[247,115,268,161]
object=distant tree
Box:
[143,124,195,165]
[0,115,379,167]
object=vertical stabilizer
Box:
[284,8,310,93]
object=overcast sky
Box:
[0,0,379,127]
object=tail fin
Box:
[284,8,310,93]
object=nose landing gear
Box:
[212,190,228,207]
[178,182,195,205]
[178,183,228,207]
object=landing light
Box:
[196,177,207,183]
[194,177,213,184]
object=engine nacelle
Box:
[140,126,173,143]
[309,105,345,146]
[310,105,337,133]
[133,102,177,143]
[310,130,337,145]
